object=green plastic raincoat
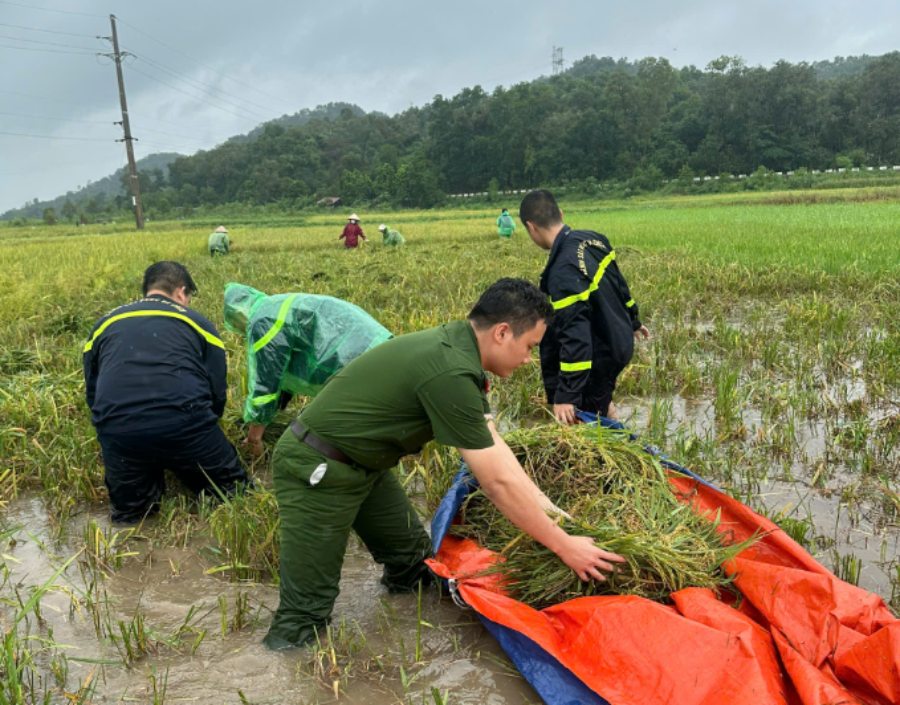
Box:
[496,211,516,237]
[223,283,392,425]
[208,230,230,255]
[381,226,405,246]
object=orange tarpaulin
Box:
[427,474,899,705]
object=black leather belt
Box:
[290,420,353,465]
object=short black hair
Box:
[142,261,197,297]
[519,189,562,228]
[468,278,553,336]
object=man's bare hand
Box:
[634,324,650,340]
[553,403,578,425]
[243,423,266,457]
[242,436,264,456]
[555,535,626,582]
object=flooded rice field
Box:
[3,496,540,704]
[2,199,897,702]
[620,394,899,602]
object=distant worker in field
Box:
[208,225,230,256]
[83,261,251,524]
[262,278,625,650]
[496,208,516,238]
[339,213,366,249]
[378,223,405,246]
[519,190,650,423]
[223,283,393,455]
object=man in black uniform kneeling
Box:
[83,261,250,523]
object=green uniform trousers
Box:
[263,430,433,650]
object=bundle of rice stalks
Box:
[448,424,753,608]
[207,487,279,581]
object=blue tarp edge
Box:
[479,613,610,705]
[428,414,720,705]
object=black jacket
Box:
[83,294,227,433]
[539,225,642,405]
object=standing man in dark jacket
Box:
[519,190,650,423]
[83,261,250,523]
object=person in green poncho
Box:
[377,223,405,246]
[208,225,230,255]
[496,208,516,238]
[223,283,392,454]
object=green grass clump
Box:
[448,424,751,608]
[207,487,280,581]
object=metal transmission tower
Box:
[552,46,564,75]
[101,14,145,230]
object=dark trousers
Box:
[263,430,432,650]
[97,421,248,523]
[545,360,626,417]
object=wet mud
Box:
[2,497,538,704]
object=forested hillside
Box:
[158,52,900,209]
[6,52,899,219]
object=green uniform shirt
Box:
[299,320,494,470]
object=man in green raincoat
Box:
[378,223,405,246]
[223,283,392,454]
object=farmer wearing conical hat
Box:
[339,213,366,249]
[378,223,405,246]
[223,283,392,455]
[208,225,230,256]
[262,278,625,651]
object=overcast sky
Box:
[1,0,897,213]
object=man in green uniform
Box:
[263,278,626,650]
[208,225,230,256]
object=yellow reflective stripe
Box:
[252,294,298,353]
[625,298,635,308]
[251,393,280,406]
[83,310,224,352]
[551,250,617,310]
[560,360,592,372]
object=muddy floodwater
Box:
[3,391,897,703]
[3,497,540,704]
[621,394,899,601]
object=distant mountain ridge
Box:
[1,103,365,220]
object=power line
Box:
[125,63,262,125]
[0,130,112,142]
[0,88,87,105]
[115,15,295,114]
[130,123,208,142]
[124,48,273,118]
[0,32,100,51]
[134,139,199,153]
[0,110,115,125]
[124,50,270,120]
[0,1,104,18]
[0,21,95,38]
[0,42,97,56]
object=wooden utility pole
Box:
[107,14,144,230]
